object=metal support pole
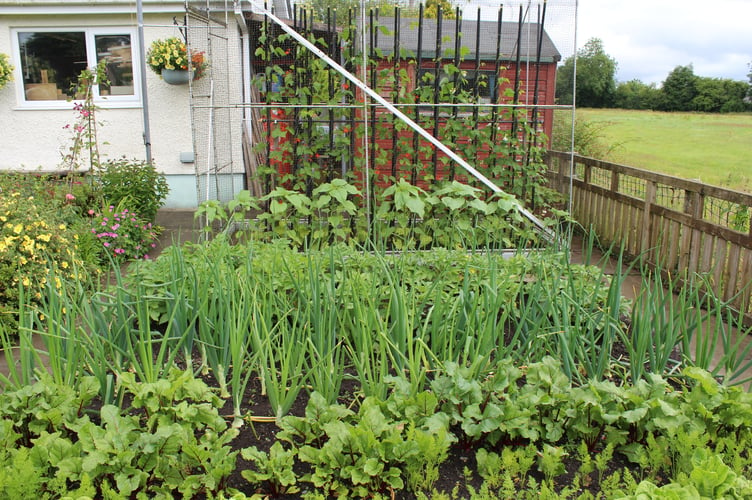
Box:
[136,0,152,163]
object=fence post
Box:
[640,180,656,257]
[609,169,619,192]
[684,190,704,274]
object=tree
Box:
[555,38,617,108]
[691,77,749,113]
[658,64,697,111]
[613,79,660,110]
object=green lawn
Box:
[568,109,752,193]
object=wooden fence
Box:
[545,151,752,314]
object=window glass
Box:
[18,31,86,101]
[95,35,134,96]
[16,29,137,104]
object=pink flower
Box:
[114,248,125,255]
[103,242,110,247]
[88,209,95,215]
[112,224,120,231]
[65,193,75,200]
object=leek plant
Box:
[227,267,258,427]
[248,275,308,421]
[196,258,239,398]
[35,270,85,387]
[288,251,345,404]
[383,277,432,398]
[682,275,752,386]
[340,277,392,400]
[623,270,689,382]
[0,285,44,390]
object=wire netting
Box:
[182,0,578,213]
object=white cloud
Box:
[575,0,752,84]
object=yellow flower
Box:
[12,224,22,234]
[58,224,66,231]
[61,261,69,269]
[38,233,51,242]
[22,276,30,286]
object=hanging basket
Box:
[161,68,191,85]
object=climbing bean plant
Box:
[252,5,553,209]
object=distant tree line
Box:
[556,38,752,113]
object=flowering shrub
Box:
[96,158,169,223]
[0,190,86,328]
[90,205,159,264]
[0,52,13,89]
[146,37,208,79]
[60,62,107,172]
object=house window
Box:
[13,28,138,107]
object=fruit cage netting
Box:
[183,0,577,232]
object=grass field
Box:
[557,108,752,193]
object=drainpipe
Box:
[235,1,252,141]
[136,0,152,163]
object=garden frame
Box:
[186,0,568,244]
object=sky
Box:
[470,0,752,86]
[571,0,751,85]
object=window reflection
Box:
[17,31,135,101]
[95,35,134,96]
[19,31,86,101]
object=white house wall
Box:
[0,4,244,209]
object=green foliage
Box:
[614,79,661,110]
[658,64,698,112]
[89,202,159,263]
[61,60,109,172]
[0,370,238,499]
[550,110,623,159]
[95,157,170,223]
[253,14,552,213]
[556,38,617,107]
[199,179,531,251]
[241,442,299,496]
[0,52,13,89]
[276,392,454,498]
[0,176,88,329]
[693,77,750,113]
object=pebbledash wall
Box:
[0,0,243,209]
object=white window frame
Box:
[11,26,142,109]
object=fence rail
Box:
[545,151,752,314]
